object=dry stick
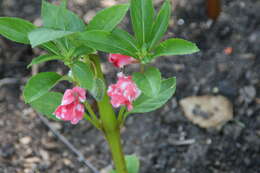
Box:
[38,114,100,173]
[0,78,19,87]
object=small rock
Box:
[180,95,233,129]
[240,86,256,103]
[101,165,113,173]
[33,18,43,27]
[25,157,41,163]
[83,10,96,23]
[240,53,256,60]
[255,98,260,104]
[101,0,116,7]
[173,64,185,71]
[24,168,33,173]
[39,149,49,161]
[19,136,32,145]
[75,0,87,5]
[63,158,73,166]
[41,138,59,150]
[49,122,62,131]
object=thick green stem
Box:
[90,54,128,173]
[105,128,128,173]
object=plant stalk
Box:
[90,54,128,173]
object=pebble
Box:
[240,53,256,60]
[101,0,116,7]
[19,136,32,145]
[41,138,59,150]
[100,165,113,173]
[25,157,41,163]
[74,0,87,5]
[63,158,73,166]
[240,86,256,103]
[39,149,49,161]
[49,122,62,131]
[83,10,96,23]
[180,95,233,129]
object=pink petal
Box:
[108,54,137,68]
[126,103,133,111]
[53,102,84,125]
[72,87,86,102]
[61,89,74,105]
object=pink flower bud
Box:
[108,54,138,68]
[107,73,141,111]
[54,87,86,124]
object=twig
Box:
[169,139,196,146]
[0,78,19,87]
[0,77,28,87]
[38,114,100,173]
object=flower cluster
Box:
[54,87,86,124]
[107,54,141,111]
[107,72,141,111]
[54,54,140,124]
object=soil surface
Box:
[0,0,260,173]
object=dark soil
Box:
[0,0,260,173]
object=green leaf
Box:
[109,155,140,173]
[149,0,171,49]
[41,42,60,55]
[27,54,64,68]
[23,72,62,103]
[0,17,36,44]
[71,61,94,90]
[86,4,129,31]
[90,78,106,101]
[130,0,154,45]
[76,30,137,57]
[69,39,96,57]
[112,28,139,52]
[41,0,85,31]
[30,92,62,120]
[153,38,199,57]
[29,28,74,47]
[133,66,161,97]
[72,45,96,57]
[125,155,140,173]
[130,77,176,113]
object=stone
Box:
[180,95,233,129]
[239,86,256,103]
[25,157,41,163]
[19,136,32,145]
[101,165,113,173]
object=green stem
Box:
[105,128,128,173]
[84,101,100,126]
[89,54,128,173]
[84,113,100,130]
[118,106,126,126]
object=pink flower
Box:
[54,87,86,124]
[107,73,141,111]
[108,54,138,68]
